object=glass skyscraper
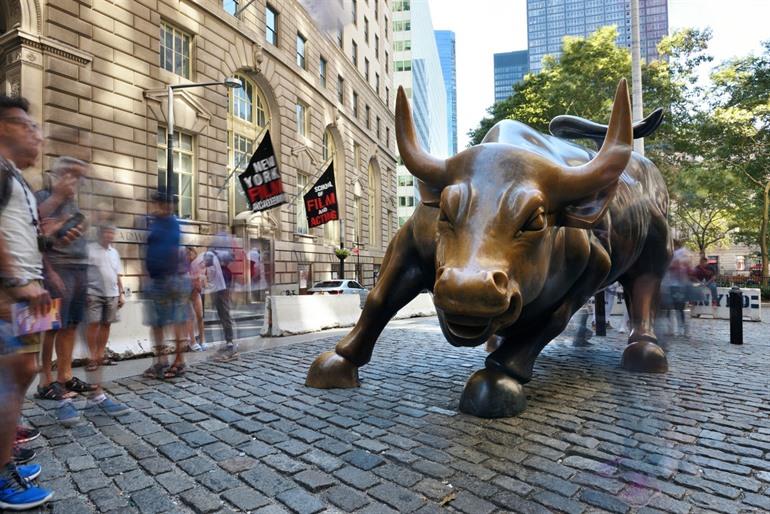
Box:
[493,50,529,103]
[527,0,669,73]
[434,30,457,155]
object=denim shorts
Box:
[144,276,190,327]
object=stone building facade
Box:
[0,0,397,297]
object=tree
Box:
[708,41,770,284]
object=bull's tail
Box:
[549,108,664,150]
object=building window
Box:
[319,57,327,88]
[398,175,414,186]
[353,195,362,244]
[296,33,306,69]
[160,23,191,78]
[375,35,379,59]
[365,105,370,129]
[374,0,379,21]
[386,126,390,147]
[375,73,380,94]
[395,40,412,51]
[353,92,359,118]
[736,255,746,271]
[393,0,410,11]
[352,40,358,67]
[364,58,370,81]
[337,75,344,105]
[337,27,343,48]
[384,16,389,39]
[228,75,269,215]
[393,20,410,32]
[323,129,340,244]
[395,60,412,72]
[385,50,389,72]
[157,128,195,219]
[295,100,308,137]
[376,116,380,139]
[265,4,277,45]
[368,164,378,246]
[353,143,361,169]
[398,196,414,207]
[296,173,309,235]
[364,17,369,43]
[352,0,358,25]
[223,0,238,16]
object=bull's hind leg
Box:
[619,212,671,373]
[306,230,428,389]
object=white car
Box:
[308,280,369,305]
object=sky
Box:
[426,0,770,149]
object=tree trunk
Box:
[761,181,769,287]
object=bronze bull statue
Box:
[307,79,672,418]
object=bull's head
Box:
[396,79,633,347]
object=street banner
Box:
[238,131,286,212]
[304,163,338,228]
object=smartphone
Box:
[56,212,85,239]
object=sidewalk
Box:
[18,314,770,513]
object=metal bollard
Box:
[595,291,606,336]
[729,285,743,345]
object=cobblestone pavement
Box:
[19,313,770,514]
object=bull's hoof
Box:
[306,351,360,388]
[620,341,668,373]
[459,368,527,418]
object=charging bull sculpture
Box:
[306,79,672,418]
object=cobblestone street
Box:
[19,313,770,514]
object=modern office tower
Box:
[435,30,457,155]
[392,0,449,226]
[527,0,669,73]
[493,50,529,103]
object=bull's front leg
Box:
[306,230,428,389]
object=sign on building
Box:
[304,163,339,228]
[238,131,287,212]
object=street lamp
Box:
[166,78,243,202]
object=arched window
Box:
[322,128,340,244]
[228,74,269,217]
[368,162,379,247]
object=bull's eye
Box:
[516,208,546,237]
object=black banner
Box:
[238,131,286,212]
[304,163,338,228]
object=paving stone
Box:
[156,470,196,495]
[341,449,385,471]
[369,483,425,513]
[99,454,138,476]
[221,486,271,511]
[219,456,258,474]
[197,469,244,493]
[241,440,278,459]
[131,485,179,513]
[293,469,336,492]
[333,465,380,490]
[276,487,325,514]
[178,456,217,476]
[139,457,174,476]
[114,469,156,493]
[72,468,110,494]
[181,430,219,448]
[324,484,369,511]
[201,442,241,461]
[212,428,251,447]
[158,441,197,462]
[50,497,95,513]
[533,490,585,514]
[263,452,310,474]
[89,485,130,511]
[241,463,296,496]
[374,463,423,487]
[66,455,97,471]
[580,489,631,513]
[449,491,496,514]
[181,487,223,513]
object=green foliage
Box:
[334,248,350,259]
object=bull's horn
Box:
[396,86,447,185]
[556,79,633,202]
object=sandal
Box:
[166,363,187,377]
[64,377,98,393]
[35,382,77,401]
[143,363,172,380]
[101,357,117,366]
[85,361,99,372]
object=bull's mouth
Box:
[442,313,491,340]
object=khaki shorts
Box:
[87,295,119,325]
[0,280,44,354]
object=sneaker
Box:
[188,341,202,352]
[0,466,54,511]
[199,341,210,351]
[86,396,130,417]
[56,401,80,427]
[214,343,238,361]
[15,427,39,445]
[16,464,41,482]
[11,448,35,465]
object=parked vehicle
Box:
[308,280,369,306]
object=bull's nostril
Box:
[490,271,509,293]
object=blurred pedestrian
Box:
[84,225,130,415]
[0,95,55,510]
[693,256,718,318]
[185,247,208,352]
[143,191,188,379]
[35,157,94,426]
[667,241,693,336]
[211,246,237,360]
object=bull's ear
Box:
[553,183,618,229]
[418,179,442,207]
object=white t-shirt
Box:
[192,251,226,294]
[87,242,122,297]
[0,166,43,281]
